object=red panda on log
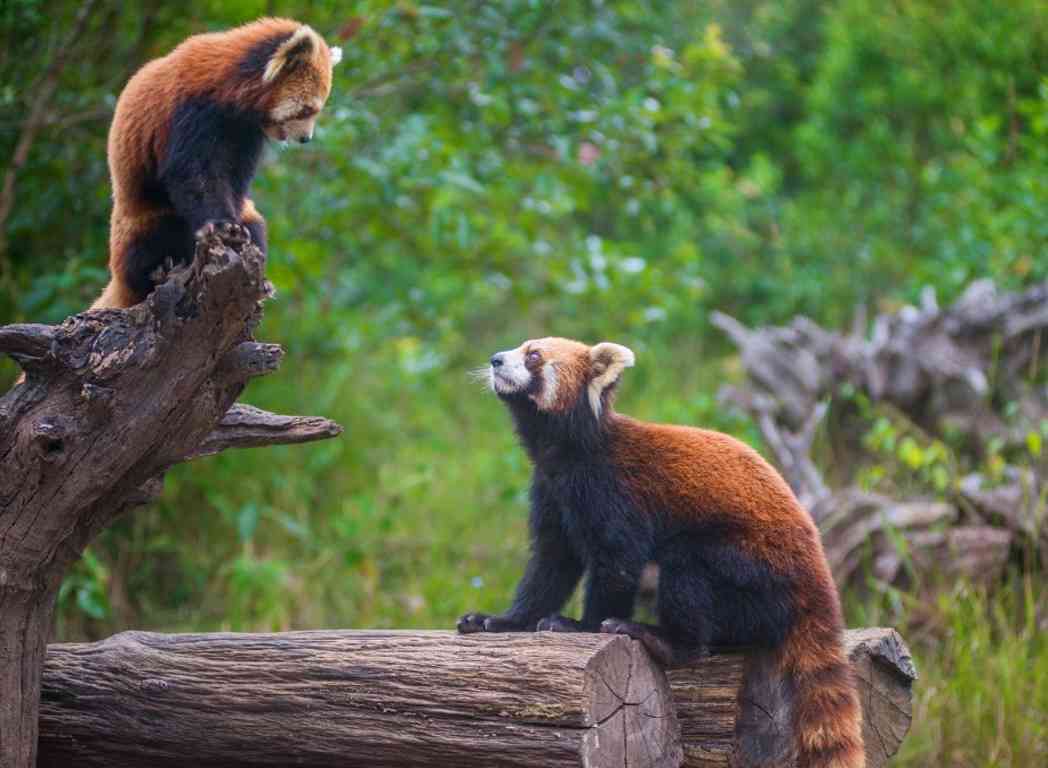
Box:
[458,337,865,768]
[93,18,341,310]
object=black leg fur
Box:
[457,513,584,634]
[536,614,586,632]
[599,619,708,667]
[579,557,643,630]
[120,214,194,302]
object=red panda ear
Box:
[264,26,318,83]
[588,342,635,415]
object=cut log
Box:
[36,628,914,768]
[39,630,682,768]
[666,628,915,767]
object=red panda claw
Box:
[195,220,250,245]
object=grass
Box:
[849,575,1047,767]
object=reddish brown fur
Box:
[94,18,336,310]
[611,427,863,767]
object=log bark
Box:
[667,628,916,768]
[34,628,914,768]
[38,630,682,768]
[0,226,341,768]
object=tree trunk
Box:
[0,226,341,768]
[35,628,915,768]
[0,587,56,768]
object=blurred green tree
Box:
[0,0,1043,646]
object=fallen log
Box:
[37,628,914,768]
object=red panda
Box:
[458,337,865,768]
[92,18,341,310]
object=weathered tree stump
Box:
[34,628,915,768]
[711,279,1048,587]
[0,227,341,768]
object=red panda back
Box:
[609,416,864,768]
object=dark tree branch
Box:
[0,324,54,358]
[188,403,343,460]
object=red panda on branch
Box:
[92,18,341,310]
[458,337,865,768]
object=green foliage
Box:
[2,2,1046,763]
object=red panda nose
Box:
[490,354,504,368]
[298,135,312,144]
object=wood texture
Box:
[38,630,682,768]
[0,227,341,768]
[35,628,913,768]
[668,628,916,768]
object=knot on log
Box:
[28,415,74,461]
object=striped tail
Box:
[736,624,865,768]
[787,633,865,768]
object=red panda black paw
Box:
[536,615,586,633]
[456,613,528,634]
[195,219,251,246]
[599,619,701,667]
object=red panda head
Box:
[258,24,340,143]
[488,337,635,418]
[186,19,341,144]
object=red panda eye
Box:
[526,351,542,363]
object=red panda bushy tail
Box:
[737,620,865,768]
[784,615,865,768]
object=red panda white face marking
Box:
[261,25,340,143]
[487,338,634,416]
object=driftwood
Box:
[0,226,341,768]
[35,628,914,768]
[712,279,1047,587]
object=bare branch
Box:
[0,324,54,359]
[188,403,343,460]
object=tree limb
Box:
[187,403,343,460]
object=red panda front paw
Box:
[536,614,586,633]
[456,613,527,634]
[195,219,251,246]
